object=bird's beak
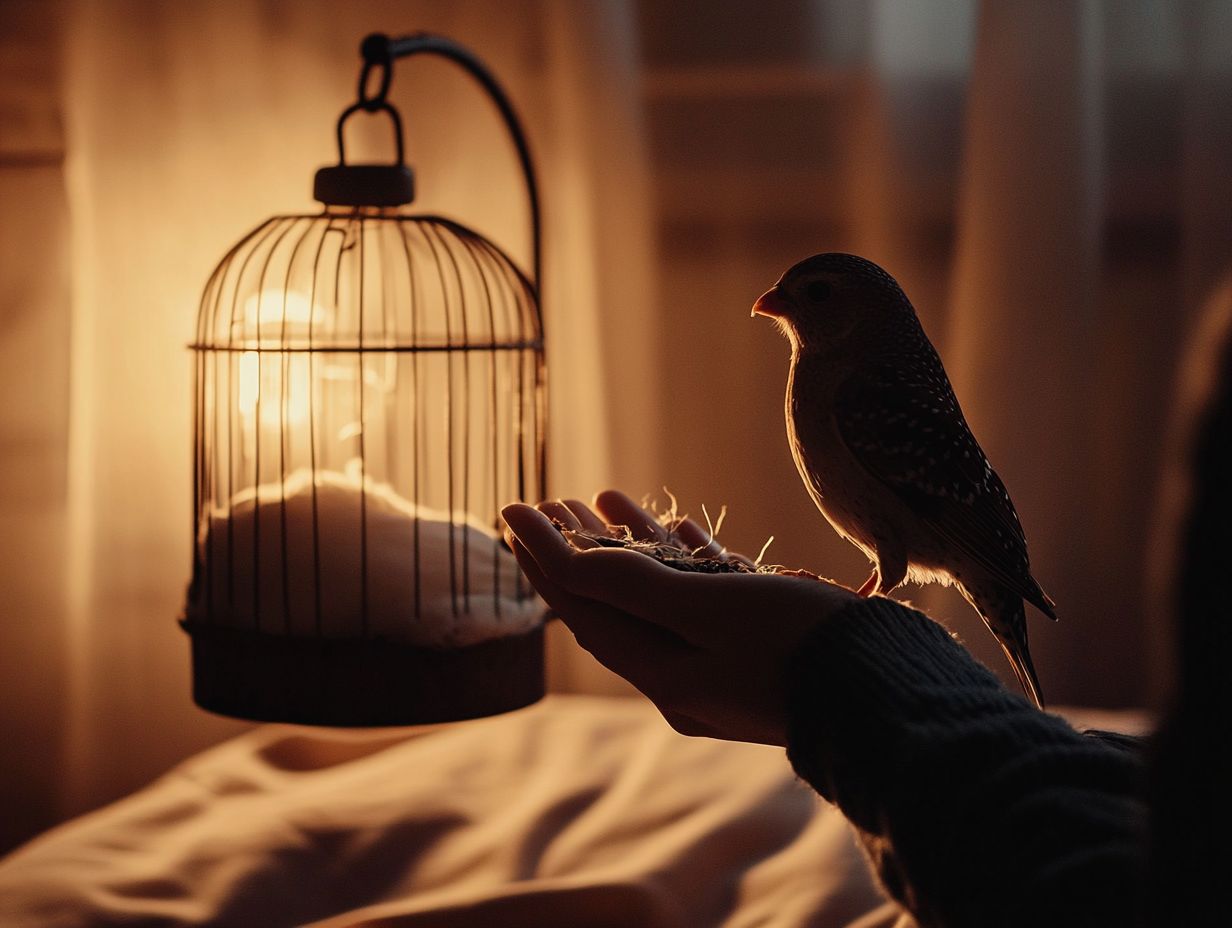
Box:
[751,287,789,319]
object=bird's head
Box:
[752,253,916,353]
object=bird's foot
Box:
[856,572,878,597]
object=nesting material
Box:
[187,469,543,648]
[554,520,820,580]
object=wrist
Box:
[784,597,1004,818]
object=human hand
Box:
[501,490,861,746]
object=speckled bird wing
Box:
[834,361,1054,616]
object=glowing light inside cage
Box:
[236,290,321,428]
[243,288,316,328]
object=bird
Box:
[752,252,1056,708]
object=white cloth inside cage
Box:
[187,468,543,648]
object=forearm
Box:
[786,597,1147,927]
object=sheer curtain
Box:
[51,0,655,825]
[946,1,1232,706]
[644,0,1232,710]
[942,2,1109,701]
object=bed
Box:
[0,696,1144,928]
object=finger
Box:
[507,535,689,682]
[507,502,664,597]
[506,503,817,644]
[561,498,608,534]
[504,532,587,618]
[503,503,579,577]
[673,517,724,557]
[505,504,706,640]
[536,500,582,532]
[672,518,757,567]
[561,532,604,551]
[593,489,668,542]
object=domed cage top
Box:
[181,34,548,727]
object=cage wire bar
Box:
[182,34,548,726]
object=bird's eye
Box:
[805,281,832,302]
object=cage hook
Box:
[315,30,541,290]
[357,58,392,111]
[350,32,542,290]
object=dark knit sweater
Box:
[786,596,1147,928]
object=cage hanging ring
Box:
[358,58,392,111]
[334,100,407,167]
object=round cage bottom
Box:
[182,620,545,726]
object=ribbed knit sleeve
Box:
[786,597,1147,928]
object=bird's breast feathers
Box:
[784,359,887,552]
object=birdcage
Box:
[181,33,547,726]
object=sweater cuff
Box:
[785,596,1031,827]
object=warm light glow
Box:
[242,289,316,330]
[237,352,313,427]
[236,290,320,427]
[232,291,394,434]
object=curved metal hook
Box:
[357,58,392,111]
[354,32,542,291]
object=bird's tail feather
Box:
[962,584,1046,709]
[1027,577,1058,622]
[997,636,1044,710]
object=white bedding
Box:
[0,698,1145,928]
[0,696,889,928]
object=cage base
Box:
[182,620,545,726]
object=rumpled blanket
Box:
[0,695,890,927]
